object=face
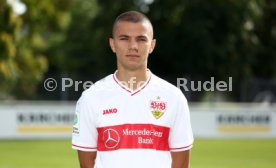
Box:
[109,21,156,71]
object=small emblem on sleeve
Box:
[150,98,167,119]
[73,111,80,135]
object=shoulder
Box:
[80,74,113,99]
[150,73,188,107]
[151,74,184,97]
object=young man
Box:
[72,11,194,168]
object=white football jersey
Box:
[72,70,194,168]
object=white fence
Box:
[0,101,74,139]
[0,101,275,139]
[190,103,276,138]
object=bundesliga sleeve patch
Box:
[73,111,80,135]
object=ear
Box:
[109,38,116,53]
[149,39,156,54]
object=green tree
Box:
[145,0,275,101]
[54,0,139,78]
[252,0,276,78]
[147,0,261,79]
[0,1,23,98]
[2,0,275,101]
[0,0,72,99]
[47,0,100,76]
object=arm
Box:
[171,150,190,168]
[77,150,97,168]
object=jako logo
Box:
[103,108,118,115]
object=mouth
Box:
[126,54,140,58]
[126,54,140,61]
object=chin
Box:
[123,64,145,71]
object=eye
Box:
[118,36,129,41]
[139,39,146,41]
[119,37,128,40]
[137,38,147,42]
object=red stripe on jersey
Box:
[97,124,170,151]
[113,75,132,93]
[72,144,97,150]
[112,71,152,96]
[131,74,152,96]
[170,144,193,151]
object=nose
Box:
[128,39,138,51]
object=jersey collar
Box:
[112,69,152,96]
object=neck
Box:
[116,68,149,91]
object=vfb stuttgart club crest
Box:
[150,100,167,119]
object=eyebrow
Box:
[118,35,129,38]
[117,35,148,39]
[136,35,148,39]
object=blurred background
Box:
[0,0,276,168]
[1,0,275,102]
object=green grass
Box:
[0,139,275,168]
[0,140,79,168]
[191,139,276,168]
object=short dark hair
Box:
[112,11,153,37]
[115,11,150,23]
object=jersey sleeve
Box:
[169,91,194,152]
[72,92,98,151]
